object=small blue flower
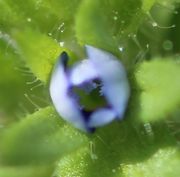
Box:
[50,45,130,132]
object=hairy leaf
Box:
[0,165,54,177]
[135,59,180,122]
[0,106,87,165]
[54,120,177,177]
[75,0,156,55]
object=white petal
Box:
[70,59,98,86]
[102,81,130,118]
[49,61,86,131]
[86,45,130,118]
[88,108,116,127]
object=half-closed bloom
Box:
[50,45,130,132]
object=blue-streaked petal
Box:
[86,45,130,118]
[50,46,130,132]
[70,59,98,86]
[88,108,116,127]
[49,53,87,131]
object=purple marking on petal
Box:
[60,51,69,68]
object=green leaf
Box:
[142,0,156,12]
[0,1,81,83]
[0,38,27,118]
[0,0,81,35]
[0,165,54,177]
[12,28,79,82]
[0,106,88,165]
[11,28,61,82]
[121,148,180,177]
[54,120,177,177]
[56,148,180,177]
[0,32,52,121]
[135,59,180,122]
[75,0,156,55]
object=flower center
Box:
[72,79,107,111]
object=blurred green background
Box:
[0,0,180,177]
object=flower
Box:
[50,45,130,132]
